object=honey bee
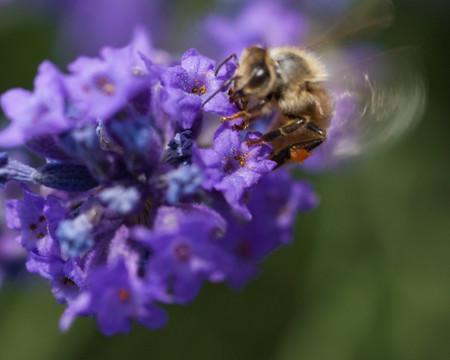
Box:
[202,0,425,169]
[210,46,334,167]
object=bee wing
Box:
[305,47,426,170]
[305,0,395,52]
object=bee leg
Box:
[270,118,307,140]
[220,110,251,122]
[233,111,270,131]
[271,138,324,168]
[306,122,327,138]
[262,118,327,143]
[221,99,267,125]
[245,118,306,146]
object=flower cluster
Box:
[0,25,318,335]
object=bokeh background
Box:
[0,0,448,359]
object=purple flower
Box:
[59,256,169,336]
[144,48,237,140]
[195,124,276,220]
[86,259,168,336]
[150,204,227,234]
[0,61,73,147]
[56,0,169,60]
[16,194,83,303]
[106,225,143,278]
[5,185,48,250]
[64,27,154,122]
[248,170,319,244]
[202,1,309,57]
[134,205,232,304]
[26,250,84,304]
[218,168,318,288]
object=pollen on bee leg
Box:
[290,148,311,164]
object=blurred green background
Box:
[0,1,448,359]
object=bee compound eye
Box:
[248,65,269,89]
[255,68,265,77]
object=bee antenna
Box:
[201,76,239,109]
[214,53,239,77]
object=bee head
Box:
[232,46,277,98]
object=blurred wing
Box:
[305,0,395,51]
[305,47,426,170]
